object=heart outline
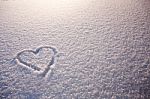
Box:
[15,46,58,77]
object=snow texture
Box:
[0,0,150,98]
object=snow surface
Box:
[0,0,150,98]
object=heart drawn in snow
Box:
[15,46,58,77]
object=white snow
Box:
[0,0,150,98]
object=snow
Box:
[0,0,150,98]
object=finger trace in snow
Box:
[14,46,58,77]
